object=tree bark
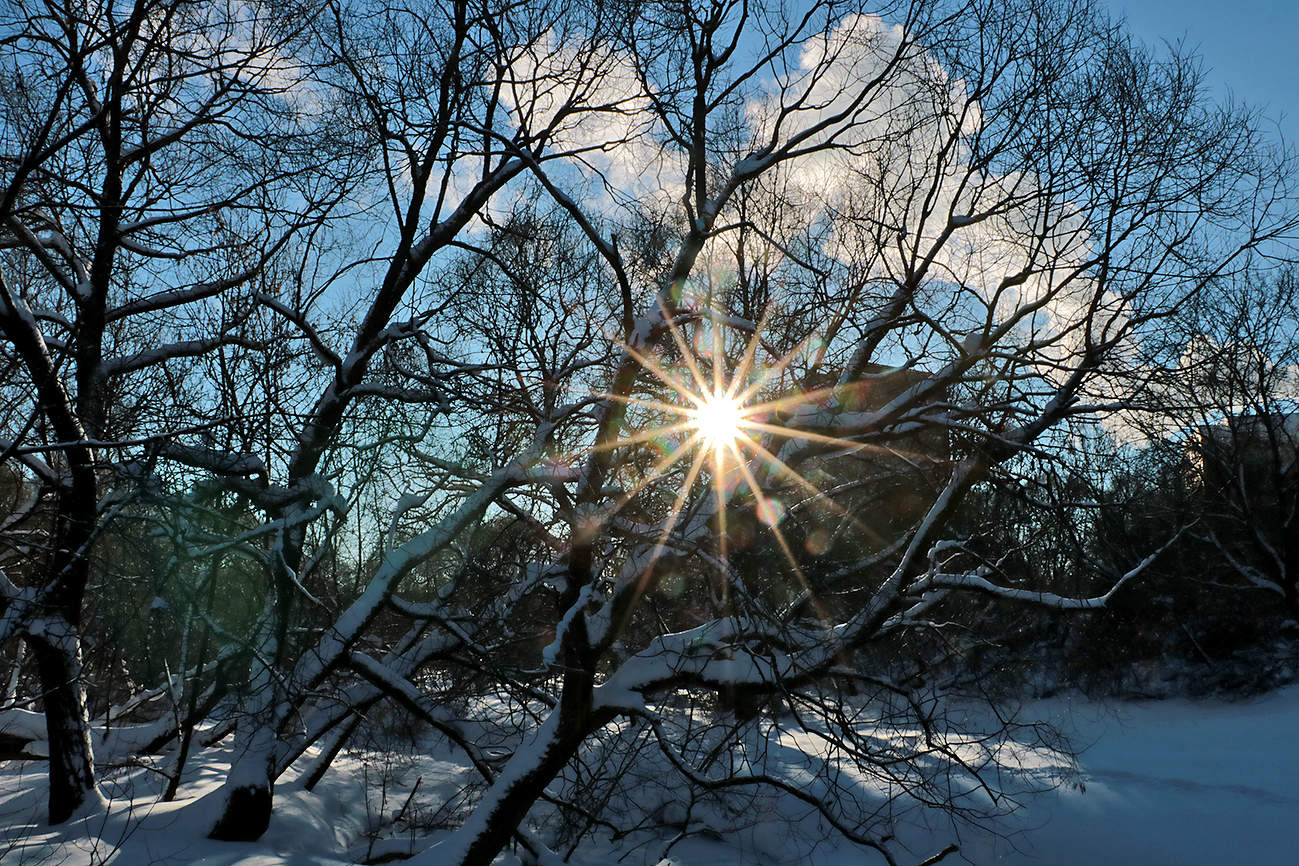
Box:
[421,706,591,866]
[208,725,278,841]
[26,624,99,824]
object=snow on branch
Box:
[103,335,263,377]
[910,529,1187,610]
[164,443,267,478]
[291,440,551,690]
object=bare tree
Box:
[1127,271,1299,624]
[6,0,1296,862]
[0,0,346,822]
[172,0,627,840]
[159,0,1292,862]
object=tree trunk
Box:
[302,708,368,791]
[209,523,299,839]
[3,640,23,705]
[26,624,100,824]
[419,638,603,866]
[208,779,273,842]
[418,709,589,866]
[208,724,277,841]
[28,430,102,824]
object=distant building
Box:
[1195,412,1299,500]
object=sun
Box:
[591,300,907,607]
[692,393,745,451]
[589,300,940,632]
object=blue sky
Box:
[1107,0,1299,143]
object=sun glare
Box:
[692,394,745,451]
[597,301,902,599]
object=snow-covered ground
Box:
[3,686,1297,865]
[965,687,1299,865]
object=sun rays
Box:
[585,300,915,615]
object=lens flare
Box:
[692,394,744,451]
[592,300,925,617]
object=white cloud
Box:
[734,14,1111,377]
[500,33,683,208]
[492,13,1139,399]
